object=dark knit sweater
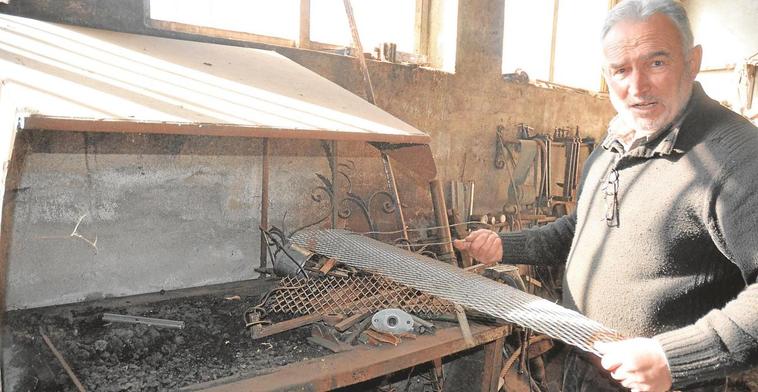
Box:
[500,83,758,389]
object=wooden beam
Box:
[298,0,311,48]
[343,0,376,104]
[184,323,511,391]
[414,0,431,56]
[481,336,505,392]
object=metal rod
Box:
[343,0,376,104]
[39,327,86,392]
[381,153,409,243]
[330,140,338,229]
[102,313,185,329]
[429,179,455,263]
[259,138,270,272]
[454,304,475,347]
[467,181,475,221]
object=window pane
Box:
[552,0,606,90]
[150,0,299,40]
[502,0,555,81]
[310,0,417,53]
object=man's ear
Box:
[688,45,703,80]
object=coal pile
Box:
[4,292,330,391]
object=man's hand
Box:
[452,229,502,265]
[595,338,673,392]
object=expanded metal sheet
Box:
[266,275,455,316]
[291,229,623,354]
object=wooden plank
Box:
[184,323,511,392]
[343,0,375,104]
[481,336,505,392]
[253,314,324,339]
[298,0,311,48]
[414,0,431,56]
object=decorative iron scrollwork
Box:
[291,160,399,239]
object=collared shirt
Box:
[601,99,692,158]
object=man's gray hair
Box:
[602,0,694,51]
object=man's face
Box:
[602,13,702,135]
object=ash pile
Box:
[3,288,330,392]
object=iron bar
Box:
[39,327,86,392]
[381,153,409,243]
[102,313,185,329]
[429,179,456,263]
[258,138,270,273]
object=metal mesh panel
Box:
[266,275,455,316]
[291,229,623,354]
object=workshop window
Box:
[148,0,300,46]
[147,0,428,64]
[502,0,609,92]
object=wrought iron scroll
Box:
[290,159,399,239]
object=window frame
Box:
[144,0,431,64]
[503,0,618,93]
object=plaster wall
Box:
[0,0,616,309]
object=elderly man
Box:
[455,0,758,391]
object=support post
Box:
[481,336,505,392]
[258,138,270,273]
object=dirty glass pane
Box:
[553,0,606,90]
[310,0,417,53]
[150,0,299,40]
[502,0,554,81]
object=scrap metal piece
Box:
[265,275,455,317]
[307,324,353,353]
[364,329,401,346]
[371,308,414,334]
[291,229,624,355]
[250,314,323,340]
[335,310,371,332]
[39,327,86,392]
[344,314,373,345]
[102,313,185,329]
[454,304,475,347]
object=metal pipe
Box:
[381,153,408,242]
[330,140,338,229]
[259,138,270,272]
[429,179,455,263]
[40,327,87,392]
[102,313,185,329]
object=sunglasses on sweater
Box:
[602,168,619,227]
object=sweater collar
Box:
[601,83,705,158]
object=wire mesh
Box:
[266,275,455,316]
[291,229,623,354]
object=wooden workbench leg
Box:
[481,336,505,392]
